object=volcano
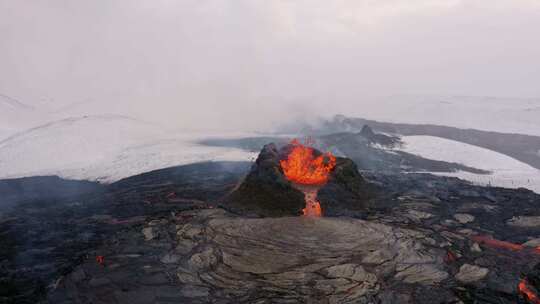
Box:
[223,140,376,217]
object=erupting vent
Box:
[280,139,336,186]
[280,139,336,217]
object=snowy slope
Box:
[0,95,28,140]
[0,115,257,183]
[397,135,540,193]
[0,128,14,142]
[0,94,53,141]
[0,93,34,111]
[0,94,34,128]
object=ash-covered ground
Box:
[2,147,540,303]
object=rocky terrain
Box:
[49,209,450,303]
[47,170,540,303]
[2,151,540,303]
[0,162,249,303]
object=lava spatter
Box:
[280,139,336,186]
[280,139,336,217]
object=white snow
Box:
[0,128,14,142]
[397,135,540,193]
[0,115,257,183]
[0,95,47,135]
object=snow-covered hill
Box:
[396,135,540,193]
[0,115,257,183]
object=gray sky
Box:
[1,0,540,131]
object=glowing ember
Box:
[519,279,540,304]
[96,255,105,266]
[280,139,336,217]
[280,139,336,186]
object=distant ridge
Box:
[318,115,540,171]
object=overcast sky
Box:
[1,0,540,131]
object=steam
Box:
[1,1,539,132]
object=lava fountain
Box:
[280,139,336,217]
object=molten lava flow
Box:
[280,139,336,186]
[519,279,540,304]
[280,139,336,217]
[299,185,323,217]
[471,235,524,251]
[468,235,540,303]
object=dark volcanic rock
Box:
[318,157,376,216]
[0,163,249,304]
[5,159,540,303]
[0,176,102,208]
[359,125,400,147]
[223,143,375,217]
[223,143,305,217]
[50,209,454,304]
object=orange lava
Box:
[519,279,540,304]
[280,139,336,217]
[280,139,336,186]
[301,186,323,217]
[468,235,540,303]
[471,235,524,251]
[303,203,322,217]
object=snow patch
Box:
[0,128,15,142]
[396,135,540,193]
[0,115,257,183]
